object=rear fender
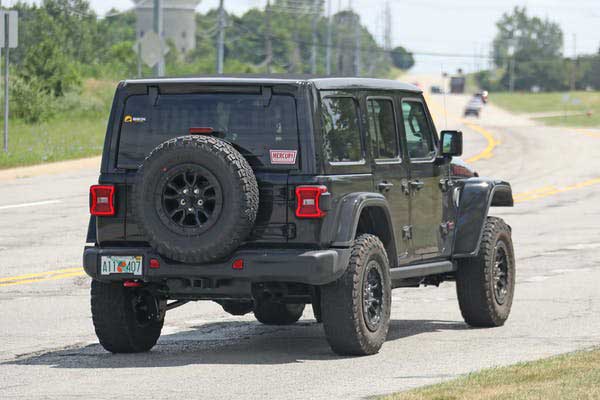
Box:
[324,192,397,267]
[453,178,513,257]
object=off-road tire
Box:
[253,300,305,325]
[320,234,391,356]
[219,300,254,316]
[133,135,259,263]
[456,216,515,327]
[91,280,164,353]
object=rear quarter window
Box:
[117,92,299,169]
[320,96,363,163]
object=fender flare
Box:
[323,192,398,265]
[453,178,513,257]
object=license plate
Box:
[100,256,143,276]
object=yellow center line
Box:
[514,177,600,203]
[575,129,600,139]
[461,121,500,163]
[0,271,85,287]
[0,267,83,283]
[512,185,556,199]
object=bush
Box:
[10,76,56,123]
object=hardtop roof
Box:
[123,76,422,93]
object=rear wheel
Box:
[321,234,391,356]
[253,299,305,325]
[456,216,515,327]
[91,280,164,353]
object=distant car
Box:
[475,91,489,104]
[464,97,484,117]
[430,85,443,94]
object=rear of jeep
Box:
[85,78,358,354]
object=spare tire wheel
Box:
[133,135,259,263]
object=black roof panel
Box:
[123,76,422,93]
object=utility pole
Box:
[310,0,319,75]
[153,0,164,77]
[216,0,225,74]
[383,1,391,52]
[325,0,332,75]
[508,58,515,92]
[4,11,8,152]
[570,33,577,91]
[353,10,360,76]
[507,42,515,92]
[265,0,272,74]
[137,39,142,78]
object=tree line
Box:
[476,7,600,92]
[5,0,418,122]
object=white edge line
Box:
[0,199,62,211]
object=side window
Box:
[321,97,363,163]
[401,100,435,159]
[367,98,398,160]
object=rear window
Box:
[117,92,299,169]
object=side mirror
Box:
[440,130,463,157]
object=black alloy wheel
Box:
[157,164,223,235]
[492,241,510,305]
[363,262,384,332]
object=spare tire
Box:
[133,135,259,263]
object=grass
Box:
[0,79,116,169]
[534,113,600,128]
[490,91,600,128]
[380,348,600,400]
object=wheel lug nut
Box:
[187,207,194,213]
[193,188,200,195]
[197,199,204,206]
[180,199,186,205]
[182,188,189,194]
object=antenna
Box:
[441,63,448,129]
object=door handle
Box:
[410,180,425,191]
[377,181,394,192]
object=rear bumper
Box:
[83,246,351,286]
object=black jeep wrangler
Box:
[84,77,515,356]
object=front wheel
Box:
[321,234,391,356]
[91,280,164,353]
[456,216,515,327]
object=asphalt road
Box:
[1,80,600,399]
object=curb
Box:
[0,156,101,182]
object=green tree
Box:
[492,7,566,91]
[390,46,414,70]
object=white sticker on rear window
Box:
[270,150,297,165]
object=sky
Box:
[6,0,600,73]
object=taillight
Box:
[90,185,115,216]
[295,185,328,218]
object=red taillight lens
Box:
[90,185,115,216]
[295,185,327,218]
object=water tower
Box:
[134,0,201,54]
